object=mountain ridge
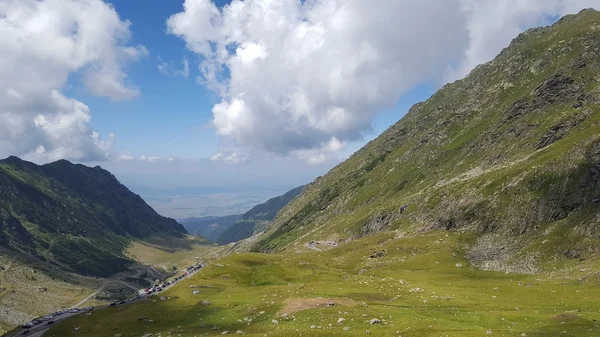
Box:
[0,156,188,277]
[253,8,600,273]
[215,185,305,244]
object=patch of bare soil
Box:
[280,297,357,315]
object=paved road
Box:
[6,265,204,337]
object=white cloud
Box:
[447,0,599,81]
[210,151,248,164]
[117,153,135,161]
[168,0,597,163]
[140,156,161,162]
[157,56,190,77]
[0,0,145,163]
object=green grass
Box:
[47,231,600,337]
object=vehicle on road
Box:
[46,320,54,325]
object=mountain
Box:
[254,9,600,270]
[0,156,187,277]
[180,214,243,241]
[39,10,600,337]
[216,185,305,244]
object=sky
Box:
[0,0,598,215]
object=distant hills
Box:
[216,185,305,244]
[181,185,305,245]
[0,156,188,277]
[180,214,243,241]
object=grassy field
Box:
[46,231,600,337]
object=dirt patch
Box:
[552,312,581,321]
[280,297,358,315]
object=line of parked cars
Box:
[138,263,204,296]
[21,306,93,329]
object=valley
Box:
[44,232,600,337]
[2,4,600,337]
[37,8,600,336]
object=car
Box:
[110,303,116,307]
[21,322,33,329]
[119,300,126,305]
[46,320,54,325]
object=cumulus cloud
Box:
[168,0,597,162]
[0,0,145,162]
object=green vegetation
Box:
[0,156,188,278]
[47,232,600,336]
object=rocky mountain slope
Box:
[0,156,187,277]
[255,9,600,272]
[216,185,305,244]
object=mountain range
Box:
[0,156,187,277]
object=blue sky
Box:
[70,0,219,159]
[66,0,435,161]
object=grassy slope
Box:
[47,231,600,337]
[254,10,600,263]
[0,157,188,278]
